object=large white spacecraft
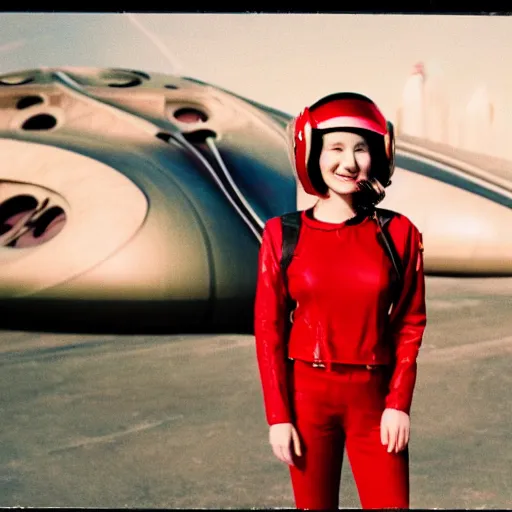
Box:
[0,68,510,332]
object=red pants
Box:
[288,360,409,510]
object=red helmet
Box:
[288,92,395,197]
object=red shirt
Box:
[254,208,427,425]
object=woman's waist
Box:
[287,332,393,365]
[287,350,394,366]
[289,358,391,374]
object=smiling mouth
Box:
[334,174,357,182]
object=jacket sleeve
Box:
[385,221,427,415]
[254,218,293,426]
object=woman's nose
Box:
[341,151,358,173]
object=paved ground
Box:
[0,276,511,509]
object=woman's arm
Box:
[385,222,427,415]
[254,218,293,426]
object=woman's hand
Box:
[380,408,410,453]
[269,422,302,466]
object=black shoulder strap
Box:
[374,208,404,309]
[280,211,302,300]
[374,208,403,284]
[280,211,302,338]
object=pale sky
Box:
[1,13,511,157]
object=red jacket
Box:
[254,208,426,425]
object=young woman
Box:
[254,92,427,509]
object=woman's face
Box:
[318,130,371,196]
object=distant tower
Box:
[398,62,426,138]
[462,85,494,154]
[424,61,449,144]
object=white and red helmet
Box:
[288,92,395,197]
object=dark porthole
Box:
[173,107,208,123]
[16,95,45,109]
[21,114,58,131]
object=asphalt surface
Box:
[1,276,511,509]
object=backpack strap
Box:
[280,211,302,297]
[280,211,302,332]
[373,208,404,311]
[374,209,403,282]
